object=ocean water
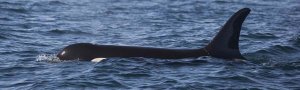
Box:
[0,0,300,89]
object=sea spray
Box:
[36,54,62,62]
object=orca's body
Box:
[57,8,251,60]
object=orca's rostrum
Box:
[57,8,251,61]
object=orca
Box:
[57,8,250,61]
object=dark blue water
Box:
[1,0,300,89]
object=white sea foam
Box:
[36,54,62,62]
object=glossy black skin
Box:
[57,43,208,60]
[57,8,250,60]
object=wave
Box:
[4,33,33,40]
[291,34,300,47]
[116,73,151,78]
[0,7,28,13]
[272,61,300,70]
[242,33,279,39]
[244,45,300,65]
[28,1,68,12]
[164,59,208,66]
[250,45,299,56]
[30,1,67,7]
[0,1,28,13]
[0,17,12,21]
[47,29,91,35]
[0,35,7,39]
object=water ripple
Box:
[1,0,300,89]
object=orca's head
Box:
[57,43,97,60]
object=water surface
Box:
[0,0,300,89]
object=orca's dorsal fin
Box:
[205,8,251,60]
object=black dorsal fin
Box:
[205,8,251,60]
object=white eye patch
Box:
[61,51,66,55]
